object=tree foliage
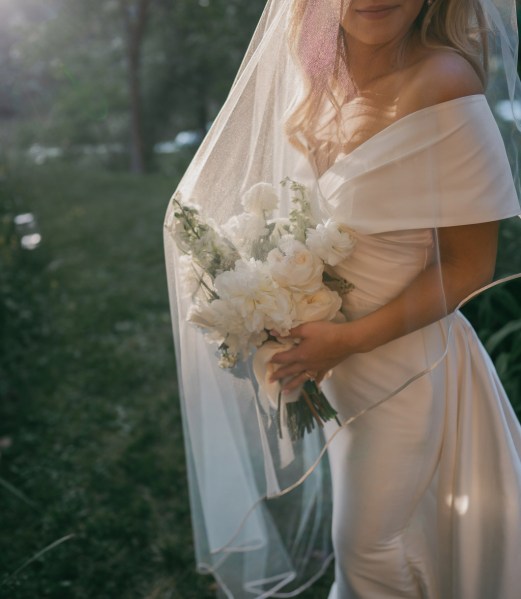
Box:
[0,0,265,172]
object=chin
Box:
[342,2,423,46]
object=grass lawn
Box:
[0,162,226,598]
[1,160,519,598]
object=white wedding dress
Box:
[312,95,521,599]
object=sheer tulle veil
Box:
[163,1,521,596]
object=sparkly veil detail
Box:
[163,1,521,596]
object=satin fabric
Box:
[317,96,521,598]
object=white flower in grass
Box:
[293,287,342,324]
[241,182,279,215]
[267,236,324,292]
[221,213,268,253]
[305,219,356,266]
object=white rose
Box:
[306,219,356,266]
[241,182,279,215]
[221,213,268,254]
[267,236,324,292]
[293,287,343,324]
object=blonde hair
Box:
[286,0,489,155]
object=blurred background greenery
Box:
[0,1,521,598]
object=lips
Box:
[356,4,399,18]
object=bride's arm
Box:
[270,220,499,391]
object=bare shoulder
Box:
[400,49,484,113]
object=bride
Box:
[163,0,521,597]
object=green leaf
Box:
[494,352,511,378]
[485,319,521,354]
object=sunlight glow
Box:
[446,493,470,515]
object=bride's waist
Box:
[333,232,434,318]
[337,262,429,318]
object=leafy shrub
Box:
[462,218,521,417]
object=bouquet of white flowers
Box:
[165,178,356,442]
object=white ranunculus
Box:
[293,287,342,324]
[241,182,279,215]
[215,259,295,336]
[267,237,324,292]
[305,219,356,266]
[221,213,268,253]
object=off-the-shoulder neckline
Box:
[317,94,487,182]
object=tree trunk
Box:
[120,0,152,174]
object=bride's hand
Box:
[269,320,356,392]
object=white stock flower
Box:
[241,182,279,215]
[293,287,342,324]
[306,219,356,266]
[215,259,295,336]
[267,236,324,292]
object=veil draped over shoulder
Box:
[163,1,521,596]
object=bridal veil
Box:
[163,1,521,596]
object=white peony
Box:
[215,259,295,336]
[221,213,268,253]
[188,296,267,358]
[187,299,242,340]
[241,182,279,215]
[305,219,356,266]
[293,287,342,324]
[267,236,324,292]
